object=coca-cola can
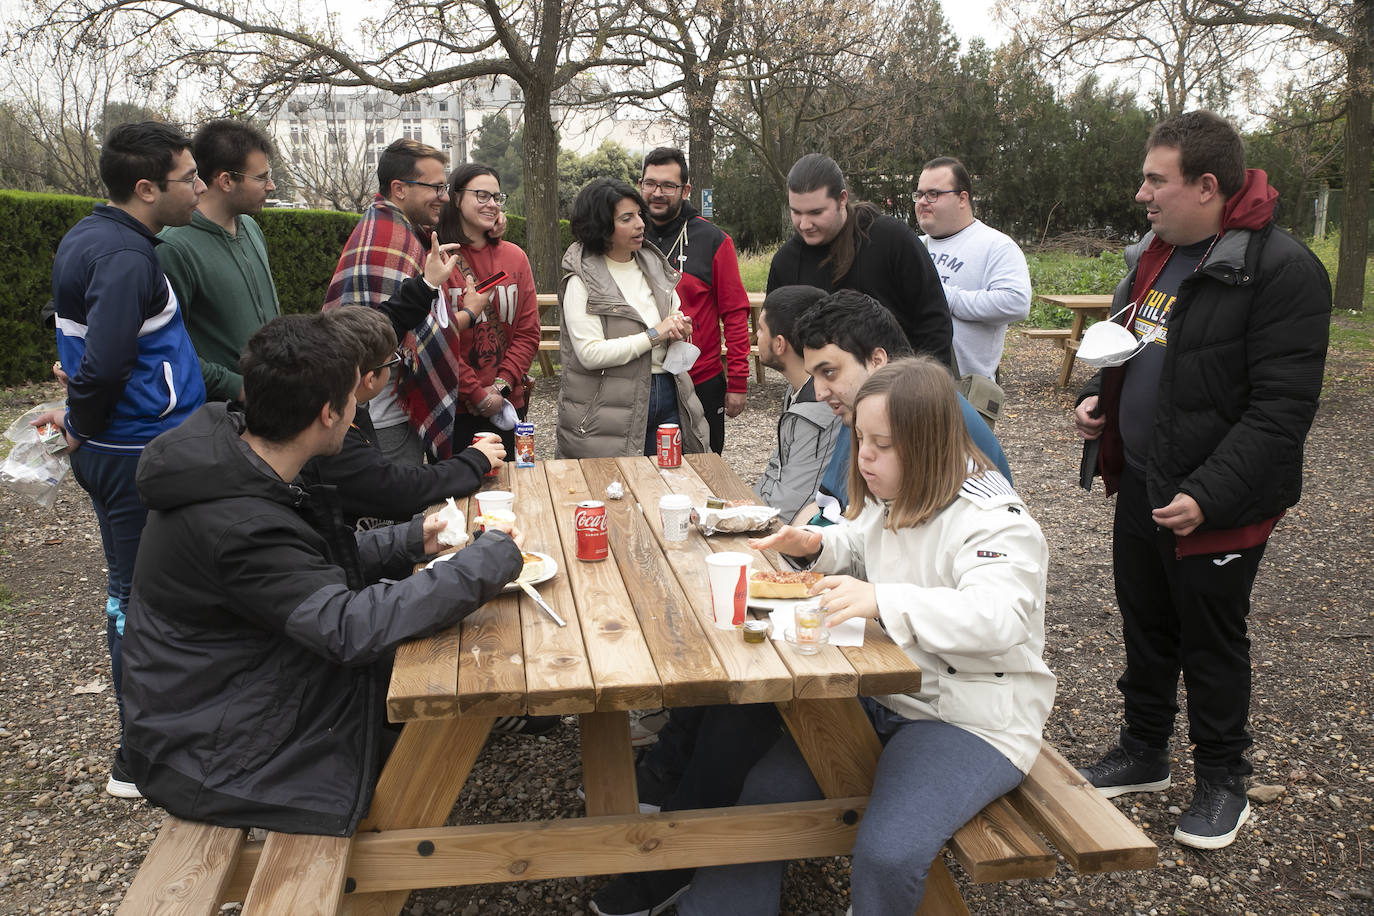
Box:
[574,500,608,562]
[472,433,502,477]
[656,423,682,468]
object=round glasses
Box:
[455,188,508,205]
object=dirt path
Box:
[1,326,1370,915]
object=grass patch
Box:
[737,250,770,293]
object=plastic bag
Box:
[694,502,780,535]
[2,401,71,509]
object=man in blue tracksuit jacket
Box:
[42,121,207,799]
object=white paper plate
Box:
[427,549,558,592]
[745,595,811,612]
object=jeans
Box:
[1113,465,1265,778]
[642,372,682,457]
[70,447,148,754]
[677,700,1024,916]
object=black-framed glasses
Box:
[913,188,960,203]
[227,169,274,184]
[400,179,449,194]
[370,349,404,375]
[454,188,508,205]
[639,179,682,193]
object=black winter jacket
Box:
[1080,224,1330,530]
[121,403,522,835]
[300,401,491,529]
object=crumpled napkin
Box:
[434,497,469,548]
[490,399,519,431]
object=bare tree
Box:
[1186,0,1368,309]
[11,0,649,289]
[0,31,174,196]
[272,92,377,212]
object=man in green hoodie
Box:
[158,120,281,402]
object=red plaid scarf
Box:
[322,194,469,459]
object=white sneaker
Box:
[629,708,670,747]
[105,758,142,799]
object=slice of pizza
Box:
[748,569,821,599]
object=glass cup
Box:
[793,600,826,655]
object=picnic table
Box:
[119,453,1156,916]
[1023,294,1113,387]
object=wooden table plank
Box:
[578,457,731,708]
[615,457,794,704]
[544,460,663,712]
[578,711,638,816]
[510,464,596,715]
[240,832,350,916]
[687,453,922,697]
[118,816,246,916]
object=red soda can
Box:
[574,500,608,562]
[472,433,502,477]
[656,423,682,468]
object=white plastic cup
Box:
[704,552,752,629]
[475,490,514,516]
[659,493,693,542]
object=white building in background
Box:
[266,76,679,210]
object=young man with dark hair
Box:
[324,138,468,466]
[41,120,208,799]
[751,285,842,523]
[120,313,524,835]
[1073,110,1330,849]
[796,290,1010,523]
[767,153,953,369]
[639,147,752,453]
[916,155,1031,396]
[158,119,281,401]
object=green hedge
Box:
[0,191,575,386]
[0,190,102,386]
[501,213,575,257]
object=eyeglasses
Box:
[913,188,961,203]
[454,188,508,205]
[400,179,449,195]
[369,350,404,375]
[161,172,201,187]
[227,169,274,184]
[639,179,683,193]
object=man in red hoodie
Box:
[1072,111,1330,849]
[640,147,752,454]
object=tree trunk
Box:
[1335,5,1373,312]
[688,85,715,194]
[521,85,561,293]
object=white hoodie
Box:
[811,472,1055,773]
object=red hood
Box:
[1222,168,1278,231]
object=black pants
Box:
[693,371,726,455]
[1112,465,1266,779]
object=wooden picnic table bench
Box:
[1022,294,1113,387]
[117,453,1155,915]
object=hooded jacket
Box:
[121,402,522,835]
[753,378,843,523]
[555,242,709,458]
[1080,170,1330,535]
[642,200,753,393]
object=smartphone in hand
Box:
[475,270,509,294]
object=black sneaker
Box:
[1174,775,1250,850]
[490,715,561,736]
[589,870,691,916]
[105,753,142,800]
[1077,744,1170,798]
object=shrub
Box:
[501,213,574,256]
[1024,250,1129,328]
[255,208,361,314]
[0,190,101,387]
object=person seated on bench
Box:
[603,357,1055,916]
[120,313,525,836]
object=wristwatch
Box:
[493,376,511,394]
[645,327,661,344]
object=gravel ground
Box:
[1,324,1371,915]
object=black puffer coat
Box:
[1080,224,1330,530]
[122,403,521,835]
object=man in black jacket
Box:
[121,313,524,836]
[1073,111,1330,850]
[766,153,952,369]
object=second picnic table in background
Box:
[1023,294,1113,388]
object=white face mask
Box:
[1077,319,1141,368]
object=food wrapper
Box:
[434,497,469,548]
[2,401,71,510]
[605,481,624,500]
[693,503,779,535]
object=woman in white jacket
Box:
[677,356,1055,915]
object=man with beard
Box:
[640,147,752,454]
